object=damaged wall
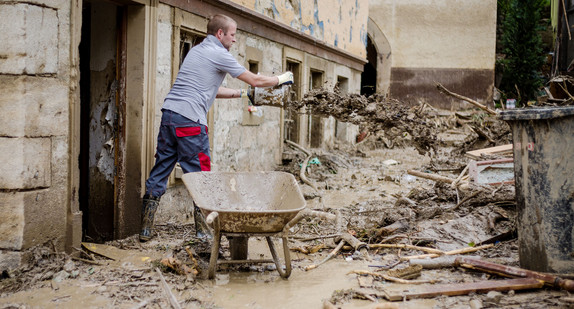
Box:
[369,0,497,109]
[230,0,368,59]
[0,0,77,270]
[153,1,366,221]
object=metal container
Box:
[499,106,574,273]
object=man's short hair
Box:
[207,14,237,35]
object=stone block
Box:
[0,76,68,137]
[0,250,29,273]
[0,137,51,189]
[0,189,67,251]
[0,192,25,250]
[0,3,58,75]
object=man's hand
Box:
[240,88,254,105]
[276,72,294,85]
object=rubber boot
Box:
[193,203,212,240]
[139,195,160,242]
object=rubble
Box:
[1,89,568,308]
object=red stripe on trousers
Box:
[198,152,211,171]
[175,126,201,137]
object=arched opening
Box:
[361,35,377,96]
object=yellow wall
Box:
[369,0,497,70]
[229,0,368,58]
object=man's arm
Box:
[215,87,242,99]
[236,70,279,87]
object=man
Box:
[140,14,293,241]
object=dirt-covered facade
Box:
[0,0,500,279]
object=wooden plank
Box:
[465,144,513,159]
[383,278,543,301]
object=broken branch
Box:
[368,244,444,255]
[348,270,435,284]
[436,83,497,115]
[285,139,319,191]
[400,244,494,260]
[407,169,456,184]
[155,268,182,309]
[304,240,345,271]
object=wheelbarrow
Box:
[182,171,306,279]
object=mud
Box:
[0,96,567,308]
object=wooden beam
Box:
[383,278,544,301]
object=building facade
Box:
[0,0,367,271]
[366,0,497,109]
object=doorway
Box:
[361,35,377,96]
[79,1,126,242]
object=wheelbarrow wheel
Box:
[266,236,292,279]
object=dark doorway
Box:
[285,60,301,143]
[79,1,126,242]
[309,70,324,148]
[361,35,377,96]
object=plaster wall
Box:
[369,0,497,108]
[370,0,495,69]
[0,0,74,270]
[230,0,369,59]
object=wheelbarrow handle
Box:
[206,211,219,226]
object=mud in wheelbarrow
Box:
[182,171,306,279]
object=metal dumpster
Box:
[499,106,574,273]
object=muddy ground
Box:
[1,95,572,308]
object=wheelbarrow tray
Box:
[182,171,306,233]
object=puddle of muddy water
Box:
[210,259,369,308]
[202,237,442,308]
[0,284,110,309]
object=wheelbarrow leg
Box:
[266,236,292,279]
[207,212,221,279]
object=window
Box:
[179,30,204,67]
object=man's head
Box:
[207,14,237,51]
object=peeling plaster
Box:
[230,0,367,58]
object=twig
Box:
[436,83,496,115]
[449,190,481,211]
[451,164,469,189]
[348,270,435,284]
[304,240,345,271]
[291,234,341,241]
[407,169,456,184]
[155,268,182,309]
[184,246,200,272]
[563,0,572,40]
[285,140,319,191]
[368,244,444,255]
[130,300,151,309]
[400,244,494,260]
[71,256,103,266]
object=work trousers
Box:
[145,109,210,197]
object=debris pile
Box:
[290,88,440,155]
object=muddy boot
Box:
[139,195,160,242]
[193,203,212,240]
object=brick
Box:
[0,76,68,137]
[0,3,58,75]
[0,137,51,189]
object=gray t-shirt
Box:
[163,35,246,126]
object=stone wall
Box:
[0,0,74,270]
